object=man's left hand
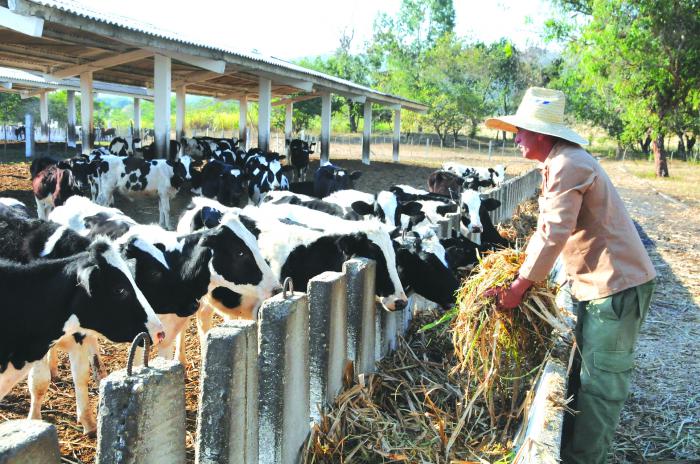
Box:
[485,276,534,310]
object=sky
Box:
[85,0,558,61]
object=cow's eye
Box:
[237,251,245,257]
[114,287,130,299]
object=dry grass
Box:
[607,159,700,207]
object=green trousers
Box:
[561,279,655,464]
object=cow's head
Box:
[459,189,484,233]
[73,239,165,345]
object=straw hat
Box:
[485,87,588,146]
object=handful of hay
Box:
[430,247,568,436]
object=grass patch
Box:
[604,159,700,205]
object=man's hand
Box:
[484,276,534,310]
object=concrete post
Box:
[175,85,186,145]
[133,97,141,138]
[393,108,401,162]
[447,212,460,239]
[258,77,271,152]
[39,91,48,142]
[307,271,348,423]
[377,301,401,359]
[284,102,293,155]
[96,358,185,464]
[438,218,450,239]
[258,291,310,464]
[196,320,258,464]
[24,113,33,159]
[0,420,60,464]
[362,101,371,165]
[79,71,93,155]
[67,90,76,148]
[320,92,331,164]
[238,96,247,148]
[343,258,377,375]
[154,54,172,159]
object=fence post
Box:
[307,271,348,423]
[257,291,310,464]
[25,114,34,159]
[0,420,60,464]
[343,258,377,375]
[96,358,185,464]
[196,320,258,464]
[488,140,492,160]
[377,301,402,358]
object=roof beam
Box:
[272,93,321,106]
[0,5,43,37]
[50,49,154,79]
[1,82,11,89]
[20,87,49,99]
[172,70,223,87]
[254,71,313,92]
[148,48,225,74]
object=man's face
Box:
[514,128,549,163]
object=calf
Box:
[287,139,316,182]
[245,151,291,204]
[108,137,129,156]
[14,126,25,140]
[333,190,424,228]
[199,159,247,206]
[427,170,467,197]
[30,157,83,219]
[139,140,182,161]
[0,239,165,433]
[313,163,362,198]
[442,162,506,189]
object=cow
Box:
[312,163,362,198]
[14,126,25,140]
[0,239,165,434]
[100,127,117,141]
[244,151,291,204]
[287,139,316,182]
[0,197,30,219]
[90,154,187,229]
[108,137,129,156]
[325,189,424,228]
[30,157,83,219]
[427,170,469,197]
[199,159,248,207]
[442,162,506,189]
[182,137,240,161]
[139,140,182,161]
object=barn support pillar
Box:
[258,77,271,152]
[284,102,293,155]
[79,71,93,155]
[239,96,247,150]
[362,101,372,165]
[175,85,186,149]
[320,92,331,163]
[39,91,49,141]
[343,258,377,376]
[133,97,141,138]
[66,90,76,148]
[24,113,34,158]
[153,54,172,159]
[393,107,401,163]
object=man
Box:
[484,87,656,464]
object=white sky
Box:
[85,0,557,60]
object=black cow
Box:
[313,163,362,198]
[14,126,25,140]
[287,139,316,182]
[199,159,247,207]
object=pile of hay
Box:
[304,248,568,463]
[497,198,539,244]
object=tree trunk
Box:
[639,134,652,154]
[685,134,696,153]
[652,136,669,177]
[676,132,686,160]
[347,99,358,133]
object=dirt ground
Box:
[0,147,697,463]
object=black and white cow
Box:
[324,189,424,229]
[14,126,25,140]
[313,163,362,198]
[138,140,182,161]
[30,157,83,219]
[287,139,316,182]
[263,190,360,220]
[199,159,247,206]
[244,151,291,204]
[108,137,129,156]
[0,239,165,433]
[442,162,506,188]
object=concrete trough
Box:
[343,258,377,376]
[0,419,60,464]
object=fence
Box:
[1,168,569,464]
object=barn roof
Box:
[0,0,428,112]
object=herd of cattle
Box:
[0,135,509,437]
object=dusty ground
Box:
[0,146,697,463]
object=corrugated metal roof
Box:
[23,0,426,110]
[0,66,153,98]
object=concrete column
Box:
[24,113,33,159]
[153,54,171,159]
[343,258,377,375]
[175,85,186,144]
[438,218,450,239]
[257,292,309,464]
[362,101,372,165]
[447,212,461,239]
[307,271,348,423]
[39,91,49,141]
[133,97,141,137]
[79,71,93,155]
[197,321,258,464]
[284,102,293,154]
[67,90,76,148]
[96,358,185,464]
[238,96,247,148]
[377,301,400,359]
[393,108,401,162]
[258,77,271,152]
[0,419,60,464]
[320,92,331,164]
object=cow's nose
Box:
[394,299,407,311]
[156,331,166,344]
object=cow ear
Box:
[436,204,457,216]
[351,201,374,216]
[278,154,286,160]
[349,171,362,180]
[482,198,501,211]
[399,201,422,216]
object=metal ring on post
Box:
[282,277,294,299]
[126,332,151,376]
